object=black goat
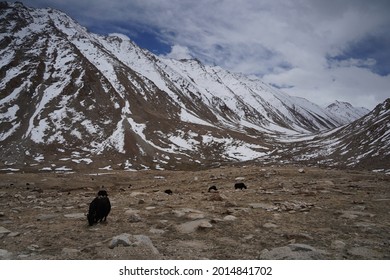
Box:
[234,182,247,190]
[87,190,111,226]
[208,185,218,192]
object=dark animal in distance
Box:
[87,190,111,226]
[234,182,247,190]
[208,185,218,192]
[164,189,173,195]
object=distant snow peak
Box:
[325,100,370,125]
[327,100,352,108]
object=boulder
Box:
[127,213,142,223]
[223,215,237,221]
[331,240,346,250]
[249,203,277,211]
[259,243,327,260]
[64,213,85,219]
[0,226,11,235]
[36,214,58,221]
[0,249,12,259]
[109,233,132,249]
[263,222,278,228]
[108,233,159,255]
[172,208,204,218]
[176,219,212,234]
[134,235,159,255]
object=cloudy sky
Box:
[19,0,390,109]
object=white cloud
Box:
[263,64,390,109]
[163,45,192,60]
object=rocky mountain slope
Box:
[0,2,388,171]
[275,98,390,170]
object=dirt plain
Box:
[0,164,389,260]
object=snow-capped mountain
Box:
[276,98,390,170]
[325,101,370,125]
[0,2,388,171]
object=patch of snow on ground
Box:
[225,141,268,161]
[202,135,268,161]
[39,167,52,171]
[180,108,214,127]
[34,154,45,162]
[107,119,125,153]
[168,133,199,151]
[72,158,93,164]
[0,168,20,172]
[55,166,73,172]
[99,165,113,170]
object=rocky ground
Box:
[0,165,389,260]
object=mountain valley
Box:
[1,2,388,172]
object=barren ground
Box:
[0,165,389,259]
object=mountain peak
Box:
[325,100,370,124]
[327,100,352,107]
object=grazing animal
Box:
[164,189,173,195]
[234,182,247,190]
[208,185,218,192]
[87,190,111,226]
